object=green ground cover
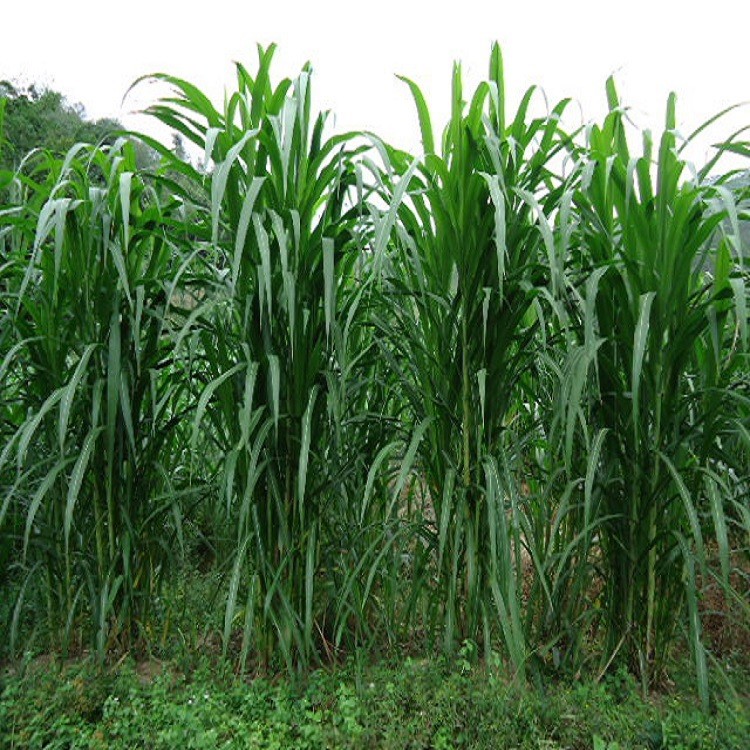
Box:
[1,651,748,749]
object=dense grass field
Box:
[1,42,749,744]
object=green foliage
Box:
[0,42,748,712]
[0,81,160,176]
[1,657,748,749]
[131,44,403,671]
[370,44,577,668]
[0,82,120,169]
[0,138,195,657]
[559,81,750,702]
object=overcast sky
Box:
[3,1,749,166]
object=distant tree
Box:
[0,80,157,171]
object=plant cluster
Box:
[1,44,748,707]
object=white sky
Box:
[2,0,749,168]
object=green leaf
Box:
[192,363,246,453]
[297,387,319,511]
[24,460,69,559]
[231,176,265,295]
[323,237,335,341]
[58,344,98,453]
[389,418,431,518]
[397,75,435,156]
[632,291,656,444]
[64,427,102,550]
